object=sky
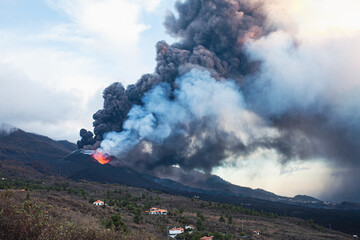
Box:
[1,0,360,201]
[0,0,175,141]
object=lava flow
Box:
[91,151,110,165]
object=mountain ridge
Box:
[1,127,360,234]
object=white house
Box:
[185,225,196,233]
[148,207,167,215]
[253,230,261,236]
[169,227,184,237]
[93,200,104,206]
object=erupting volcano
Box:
[91,151,110,165]
[76,0,360,203]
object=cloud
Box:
[265,0,360,39]
[213,155,333,199]
[47,0,161,50]
[0,123,17,135]
[0,62,84,139]
[0,0,168,141]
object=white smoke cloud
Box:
[99,69,277,168]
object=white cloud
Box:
[0,0,168,141]
[48,0,160,50]
[265,0,360,39]
[213,150,333,199]
[0,62,84,139]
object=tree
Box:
[224,233,233,240]
[227,215,233,224]
[105,214,127,232]
[219,216,225,223]
[214,232,224,240]
[196,219,205,231]
[134,208,142,224]
[197,211,205,221]
[133,214,141,224]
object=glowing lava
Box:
[91,151,110,165]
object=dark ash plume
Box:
[78,0,360,202]
[79,0,270,147]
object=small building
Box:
[200,236,214,240]
[253,230,261,236]
[159,209,167,215]
[149,207,158,213]
[93,200,104,206]
[185,225,196,233]
[185,225,195,230]
[169,227,184,237]
[148,207,167,215]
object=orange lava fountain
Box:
[91,152,110,164]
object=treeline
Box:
[0,178,88,198]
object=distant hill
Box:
[0,128,75,162]
[156,167,284,201]
[56,140,77,152]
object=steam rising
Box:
[79,0,360,201]
[0,123,18,135]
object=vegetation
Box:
[0,192,127,239]
[0,173,354,239]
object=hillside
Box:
[0,129,76,162]
[0,128,359,237]
[0,174,354,240]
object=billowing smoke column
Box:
[97,69,277,172]
[78,0,360,202]
[78,0,269,150]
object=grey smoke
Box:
[97,69,275,172]
[79,0,360,202]
[243,31,360,202]
[78,0,270,147]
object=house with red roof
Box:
[169,227,184,237]
[148,207,167,215]
[253,230,261,236]
[93,200,104,206]
[200,236,214,240]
